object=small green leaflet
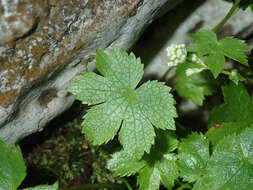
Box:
[107,130,179,190]
[68,49,177,159]
[194,127,253,190]
[188,29,248,78]
[0,138,26,190]
[177,133,209,182]
[209,82,253,127]
[175,62,218,105]
[21,182,58,190]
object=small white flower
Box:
[167,44,187,67]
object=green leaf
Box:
[0,139,26,190]
[137,130,179,190]
[188,30,248,77]
[156,154,179,190]
[177,133,209,182]
[21,182,58,190]
[108,130,179,190]
[206,122,248,148]
[219,37,248,65]
[68,49,177,159]
[209,82,253,126]
[206,53,225,78]
[106,150,146,176]
[175,62,218,105]
[193,127,253,190]
[137,166,160,190]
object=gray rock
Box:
[0,0,180,143]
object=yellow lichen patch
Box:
[30,42,48,62]
[74,40,84,51]
[0,0,144,110]
[0,90,18,108]
[129,0,143,17]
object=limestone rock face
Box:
[0,0,180,143]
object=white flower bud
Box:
[167,44,187,67]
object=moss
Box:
[22,114,122,188]
[24,119,90,186]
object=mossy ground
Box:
[19,102,123,189]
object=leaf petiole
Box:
[212,0,242,33]
[122,178,134,190]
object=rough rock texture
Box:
[133,0,253,78]
[0,0,180,143]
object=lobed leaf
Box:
[108,130,179,190]
[69,49,177,159]
[209,82,253,126]
[188,30,248,78]
[194,127,253,190]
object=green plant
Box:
[67,1,253,189]
[1,0,253,190]
[68,49,177,160]
[68,45,253,189]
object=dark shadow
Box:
[20,166,57,188]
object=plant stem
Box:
[122,179,133,190]
[161,67,173,81]
[59,183,126,190]
[212,0,242,33]
[222,70,230,75]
